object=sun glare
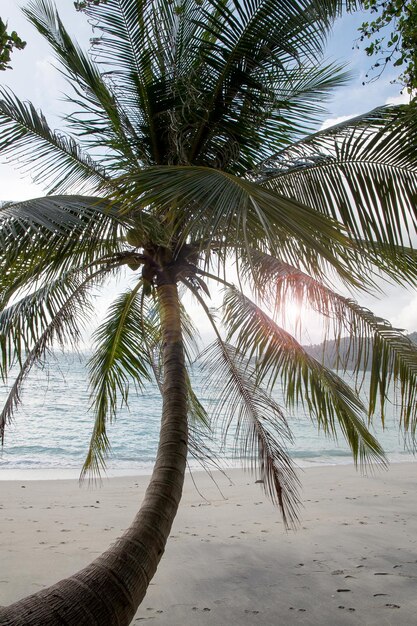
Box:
[278,299,303,334]
[277,297,323,345]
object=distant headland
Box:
[305,332,417,371]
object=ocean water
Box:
[0,352,414,478]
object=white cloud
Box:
[390,293,417,333]
[0,164,45,202]
[385,92,412,106]
[35,56,61,91]
[320,114,357,131]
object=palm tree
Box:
[1,0,417,623]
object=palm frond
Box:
[201,339,300,527]
[118,165,369,286]
[358,240,417,288]
[76,0,357,171]
[83,283,154,476]
[0,87,108,194]
[24,0,148,169]
[80,0,186,164]
[0,268,101,380]
[239,249,417,436]
[186,371,220,467]
[190,62,350,172]
[0,266,111,442]
[179,300,202,362]
[108,285,214,471]
[259,106,417,249]
[187,0,357,164]
[179,278,298,513]
[0,196,123,305]
[239,244,417,303]
[222,287,387,466]
[0,195,120,247]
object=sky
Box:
[0,0,416,345]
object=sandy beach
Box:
[1,462,417,625]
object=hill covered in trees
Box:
[305,332,417,371]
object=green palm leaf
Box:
[187,0,357,163]
[260,106,417,249]
[201,339,300,527]
[239,248,417,435]
[24,0,149,170]
[79,0,184,164]
[0,267,106,378]
[76,0,355,170]
[118,165,369,285]
[222,286,386,466]
[0,266,112,443]
[0,88,108,194]
[84,283,154,476]
[0,196,123,305]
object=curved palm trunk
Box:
[0,282,188,626]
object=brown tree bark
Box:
[0,282,188,626]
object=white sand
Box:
[1,462,417,625]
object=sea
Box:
[0,352,415,479]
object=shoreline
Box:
[0,451,415,481]
[1,463,417,624]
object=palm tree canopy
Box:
[1,0,417,527]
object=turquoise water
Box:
[0,353,414,475]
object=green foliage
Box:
[202,339,301,527]
[1,0,417,524]
[260,106,417,251]
[74,0,107,10]
[222,287,386,467]
[84,285,153,475]
[0,18,26,70]
[358,0,417,95]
